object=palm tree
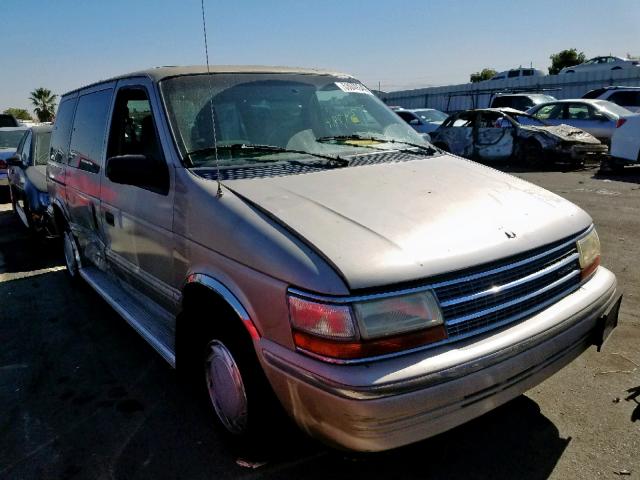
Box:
[29,88,58,122]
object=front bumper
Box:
[259,267,619,452]
[567,144,609,161]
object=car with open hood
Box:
[46,66,621,452]
[430,107,608,167]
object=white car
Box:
[582,86,640,113]
[610,113,640,169]
[491,68,545,80]
[560,56,640,74]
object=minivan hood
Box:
[223,154,591,290]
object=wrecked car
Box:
[47,66,620,452]
[430,108,608,167]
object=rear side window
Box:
[609,91,640,107]
[69,89,113,173]
[583,88,606,99]
[491,97,510,108]
[534,104,562,120]
[396,111,418,123]
[35,132,52,166]
[515,97,535,111]
[565,104,593,120]
[50,98,77,164]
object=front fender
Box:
[183,273,260,340]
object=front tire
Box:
[205,339,250,434]
[178,299,285,445]
[519,140,545,168]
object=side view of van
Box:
[47,66,621,452]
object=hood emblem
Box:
[504,231,517,239]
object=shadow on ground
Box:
[0,203,570,479]
[593,164,640,185]
[0,209,61,274]
[0,278,570,479]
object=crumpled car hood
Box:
[521,123,601,144]
[224,154,592,290]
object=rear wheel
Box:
[62,228,81,279]
[9,186,18,216]
[10,188,35,230]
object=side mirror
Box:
[409,118,421,126]
[106,154,169,194]
[6,154,23,167]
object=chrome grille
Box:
[433,235,583,340]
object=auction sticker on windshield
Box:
[335,82,373,95]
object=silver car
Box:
[47,66,621,452]
[527,99,632,144]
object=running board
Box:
[79,266,176,367]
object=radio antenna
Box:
[200,0,222,197]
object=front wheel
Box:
[204,339,250,434]
[178,304,287,445]
[519,140,545,169]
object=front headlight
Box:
[353,291,443,339]
[577,228,601,279]
[288,290,446,361]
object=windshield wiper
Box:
[316,135,438,155]
[184,143,349,167]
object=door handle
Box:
[105,211,115,226]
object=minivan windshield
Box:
[160,73,429,168]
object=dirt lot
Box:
[0,166,639,480]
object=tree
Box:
[2,108,32,121]
[29,88,57,122]
[548,49,586,75]
[470,68,497,83]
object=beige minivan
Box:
[47,66,621,452]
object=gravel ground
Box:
[0,165,638,480]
